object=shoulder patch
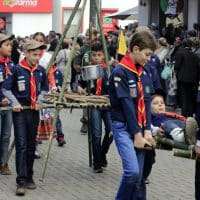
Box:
[114,76,121,82]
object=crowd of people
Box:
[0,21,200,199]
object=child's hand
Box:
[13,104,23,112]
[77,86,86,95]
[158,128,165,137]
[195,145,200,158]
[1,98,9,107]
[144,130,156,147]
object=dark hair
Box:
[33,32,46,41]
[48,39,58,52]
[130,31,157,52]
[91,42,103,52]
[62,41,69,49]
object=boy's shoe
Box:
[16,185,26,196]
[57,138,66,147]
[0,164,12,175]
[80,123,88,134]
[26,179,37,190]
[185,117,199,145]
[93,166,103,173]
[34,150,41,159]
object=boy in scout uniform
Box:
[2,40,48,196]
[0,33,13,175]
[109,31,156,200]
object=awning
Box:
[106,6,138,20]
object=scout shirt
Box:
[2,60,48,107]
[109,55,153,137]
[0,58,14,103]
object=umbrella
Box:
[107,6,138,20]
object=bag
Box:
[36,109,55,141]
[161,62,173,80]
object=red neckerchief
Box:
[96,62,107,96]
[20,59,38,109]
[160,112,186,122]
[120,54,146,128]
[48,65,57,89]
[0,57,12,77]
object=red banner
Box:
[0,0,53,13]
[101,8,118,34]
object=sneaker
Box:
[80,123,88,134]
[93,166,103,173]
[0,164,12,175]
[26,180,37,190]
[185,117,199,145]
[57,139,66,147]
[16,185,26,196]
[34,150,41,159]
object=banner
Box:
[0,0,53,13]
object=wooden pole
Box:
[93,0,111,76]
[41,0,88,181]
[45,0,82,74]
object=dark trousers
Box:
[56,115,64,140]
[178,82,197,117]
[13,110,39,185]
[196,159,200,200]
[90,108,113,168]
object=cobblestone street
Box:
[0,110,195,200]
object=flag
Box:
[117,30,128,56]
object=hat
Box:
[0,33,13,44]
[24,40,47,51]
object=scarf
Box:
[0,57,12,77]
[48,65,57,89]
[95,63,107,96]
[160,111,186,122]
[120,54,146,128]
[20,59,38,109]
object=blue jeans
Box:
[112,121,146,200]
[0,110,12,165]
[13,110,39,185]
[90,108,113,168]
[162,119,185,138]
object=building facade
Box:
[138,0,200,31]
[0,0,53,37]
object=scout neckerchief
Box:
[120,54,146,128]
[95,62,107,96]
[160,111,186,122]
[48,65,57,89]
[20,59,38,109]
[0,57,12,77]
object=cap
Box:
[24,40,47,51]
[0,33,13,44]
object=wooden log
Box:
[156,136,190,150]
[173,148,195,159]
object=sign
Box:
[0,0,53,13]
[101,8,118,34]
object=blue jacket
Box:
[145,55,162,91]
[0,61,14,102]
[54,69,63,88]
[3,64,49,106]
[109,64,153,136]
